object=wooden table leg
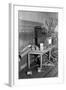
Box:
[49,50,51,60]
[40,54,42,69]
[37,54,42,72]
[28,54,30,69]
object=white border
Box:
[10,4,64,86]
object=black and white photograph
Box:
[18,10,58,79]
[8,3,64,86]
[0,0,65,89]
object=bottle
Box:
[40,43,44,51]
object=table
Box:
[28,45,55,70]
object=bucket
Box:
[48,37,52,45]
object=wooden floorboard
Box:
[19,62,58,79]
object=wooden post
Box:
[40,54,42,69]
[28,54,30,69]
